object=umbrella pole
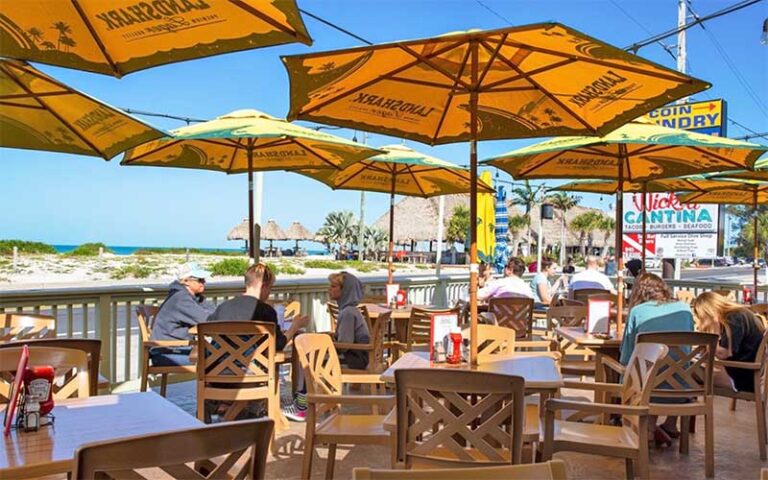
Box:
[248,145,255,260]
[469,40,479,366]
[615,146,626,335]
[754,189,759,301]
[387,175,396,285]
[641,182,647,267]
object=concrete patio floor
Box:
[159,380,767,480]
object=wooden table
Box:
[554,326,622,384]
[1,392,201,478]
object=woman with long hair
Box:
[692,292,765,393]
[620,272,695,446]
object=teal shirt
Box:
[620,300,694,365]
[530,272,550,303]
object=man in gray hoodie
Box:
[150,262,215,366]
[329,271,370,369]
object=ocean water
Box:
[52,244,328,256]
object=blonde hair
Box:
[245,263,275,288]
[692,291,763,349]
[328,272,345,288]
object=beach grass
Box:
[0,240,57,255]
[67,242,113,256]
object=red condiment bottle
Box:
[23,365,55,415]
[448,327,463,364]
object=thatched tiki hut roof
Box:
[227,218,287,241]
[527,204,615,249]
[372,194,469,243]
[285,221,314,241]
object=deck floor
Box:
[160,380,767,479]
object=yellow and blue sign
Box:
[641,99,726,136]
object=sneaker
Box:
[282,401,306,422]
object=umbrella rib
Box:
[226,138,244,172]
[405,165,429,197]
[196,138,246,149]
[477,34,508,86]
[2,65,109,159]
[399,43,473,90]
[388,77,455,89]
[0,91,70,101]
[335,161,373,189]
[688,145,752,170]
[291,138,343,169]
[432,45,472,143]
[71,0,122,76]
[231,0,311,45]
[517,149,572,177]
[479,53,576,91]
[476,86,538,93]
[299,41,463,116]
[122,138,182,163]
[0,101,46,110]
[491,49,597,134]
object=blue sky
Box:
[2,0,766,249]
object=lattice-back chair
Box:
[0,346,90,403]
[195,321,277,427]
[454,299,470,326]
[0,338,103,396]
[675,289,696,305]
[547,306,593,377]
[392,307,457,360]
[713,329,768,459]
[463,324,515,363]
[713,289,736,301]
[486,297,534,339]
[636,331,718,477]
[294,333,393,479]
[571,288,611,304]
[395,369,525,469]
[559,299,584,307]
[327,301,340,332]
[750,303,768,323]
[73,418,274,480]
[335,307,390,375]
[1,313,56,342]
[136,305,195,396]
[542,342,669,480]
[353,460,568,479]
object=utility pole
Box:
[676,0,688,103]
[355,132,368,260]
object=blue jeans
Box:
[149,346,193,367]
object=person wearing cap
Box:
[149,262,215,366]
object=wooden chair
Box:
[361,294,387,304]
[485,297,534,339]
[392,307,457,360]
[547,306,594,377]
[541,342,669,480]
[395,369,525,469]
[136,305,195,397]
[713,330,768,459]
[571,288,611,304]
[637,332,718,477]
[464,324,515,362]
[0,338,103,396]
[1,313,56,342]
[560,299,584,307]
[335,307,390,376]
[750,303,768,319]
[0,346,90,402]
[354,459,568,479]
[675,289,696,305]
[195,321,277,429]
[73,417,274,480]
[327,301,340,332]
[294,333,394,480]
[713,289,736,301]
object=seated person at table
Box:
[530,258,566,309]
[569,255,617,296]
[329,271,370,370]
[562,256,576,274]
[620,272,694,445]
[478,261,494,288]
[693,292,765,393]
[208,263,307,350]
[477,257,533,302]
[149,262,215,366]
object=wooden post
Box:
[615,145,626,334]
[641,182,647,267]
[469,40,479,366]
[754,189,760,299]
[387,174,396,284]
[248,143,255,260]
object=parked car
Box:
[644,258,661,269]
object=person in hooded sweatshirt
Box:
[149,262,215,366]
[329,271,371,370]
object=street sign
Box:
[623,233,656,258]
[640,99,726,136]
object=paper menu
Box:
[274,304,289,330]
[385,283,399,306]
[586,299,610,334]
[430,313,458,362]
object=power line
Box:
[122,108,206,124]
[608,0,676,60]
[474,0,513,25]
[299,8,373,45]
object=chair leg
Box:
[625,458,635,480]
[679,416,690,455]
[160,374,168,397]
[730,398,737,411]
[756,397,767,460]
[140,357,149,392]
[325,443,337,480]
[637,416,650,480]
[302,414,315,479]
[705,412,714,478]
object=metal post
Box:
[754,189,760,298]
[641,182,647,267]
[387,174,396,284]
[247,145,255,260]
[357,132,368,260]
[436,195,445,277]
[537,211,543,272]
[469,40,479,366]
[676,0,688,104]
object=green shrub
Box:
[342,260,380,273]
[303,259,345,270]
[134,247,242,256]
[208,258,250,277]
[110,264,154,280]
[68,242,113,256]
[277,263,306,275]
[0,240,57,255]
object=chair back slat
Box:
[396,369,525,469]
[1,313,56,342]
[637,331,718,398]
[294,333,342,397]
[0,346,90,402]
[73,418,274,480]
[620,342,669,433]
[463,325,515,362]
[546,305,587,330]
[487,298,533,339]
[571,288,611,304]
[407,307,457,350]
[327,302,340,332]
[353,460,568,480]
[135,306,160,343]
[370,308,390,369]
[196,322,275,385]
[675,290,696,305]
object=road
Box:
[680,265,764,283]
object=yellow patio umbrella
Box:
[679,181,768,297]
[282,23,710,364]
[485,122,766,331]
[297,144,493,282]
[0,0,311,77]
[121,109,381,258]
[477,171,495,265]
[0,59,164,158]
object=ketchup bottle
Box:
[23,365,55,415]
[448,327,463,364]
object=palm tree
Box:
[317,211,357,257]
[597,215,616,256]
[509,180,540,254]
[507,214,529,257]
[41,41,56,50]
[59,35,76,52]
[570,211,601,257]
[446,205,469,245]
[363,227,388,261]
[547,192,580,264]
[26,27,44,44]
[51,21,71,50]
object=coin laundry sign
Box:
[640,99,726,137]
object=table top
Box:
[1,392,202,478]
[555,326,622,347]
[381,351,563,390]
